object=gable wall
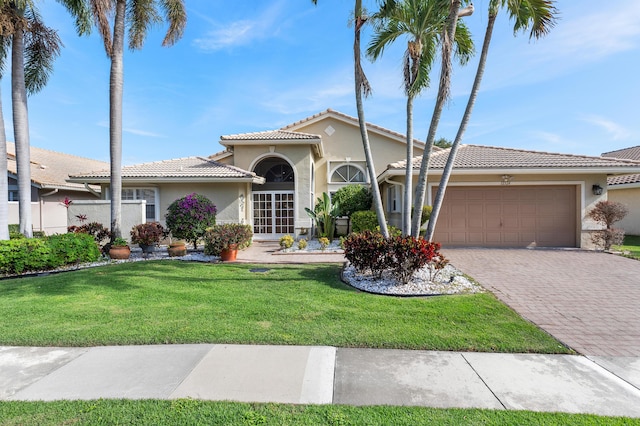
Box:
[293,117,422,198]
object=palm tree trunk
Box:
[354,0,388,238]
[410,0,461,238]
[426,13,496,241]
[0,87,9,240]
[109,0,126,239]
[12,27,33,238]
[402,94,414,236]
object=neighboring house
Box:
[602,146,640,236]
[379,145,640,248]
[67,109,640,248]
[6,142,108,234]
[69,109,426,240]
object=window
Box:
[122,188,157,222]
[387,185,400,213]
[331,164,365,183]
[8,191,18,201]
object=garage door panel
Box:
[433,185,576,248]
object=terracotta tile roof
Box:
[281,108,431,149]
[6,142,108,191]
[387,144,640,170]
[602,145,640,161]
[220,130,321,141]
[69,156,262,181]
[608,174,640,186]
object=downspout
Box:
[39,188,59,234]
[84,182,101,198]
[384,178,405,233]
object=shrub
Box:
[343,230,390,278]
[297,238,307,250]
[130,222,165,246]
[333,185,372,217]
[387,237,441,284]
[344,231,444,284]
[279,234,294,249]
[166,193,217,249]
[68,222,112,248]
[204,223,253,256]
[0,233,100,276]
[319,237,330,251]
[588,201,629,250]
[44,233,101,269]
[351,210,378,233]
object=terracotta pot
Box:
[109,245,131,260]
[168,243,187,257]
[220,244,238,261]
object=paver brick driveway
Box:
[443,249,640,356]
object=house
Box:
[380,145,640,248]
[6,142,108,234]
[602,146,640,236]
[68,110,640,248]
[68,109,426,239]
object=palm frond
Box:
[55,0,92,36]
[0,34,10,78]
[159,0,186,47]
[90,0,114,56]
[127,0,160,50]
[22,6,62,94]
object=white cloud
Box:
[96,121,165,138]
[581,115,631,141]
[193,1,288,51]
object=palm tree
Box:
[410,0,471,237]
[311,0,389,237]
[85,0,186,239]
[2,1,86,238]
[0,86,8,240]
[425,0,558,241]
[367,0,473,236]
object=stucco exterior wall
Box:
[608,187,640,236]
[68,200,146,242]
[7,189,100,235]
[157,183,247,225]
[232,145,314,231]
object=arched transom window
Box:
[331,164,365,183]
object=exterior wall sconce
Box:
[501,175,513,186]
[592,184,603,195]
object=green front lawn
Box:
[613,235,640,260]
[0,400,633,425]
[0,261,569,353]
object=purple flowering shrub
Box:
[165,193,217,249]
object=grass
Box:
[613,234,640,260]
[0,261,569,353]
[0,400,636,425]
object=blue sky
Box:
[2,0,639,166]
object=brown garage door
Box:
[433,185,577,247]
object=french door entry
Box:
[253,191,295,237]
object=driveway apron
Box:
[443,249,640,357]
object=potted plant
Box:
[204,223,253,261]
[130,222,165,254]
[109,237,131,260]
[167,240,187,257]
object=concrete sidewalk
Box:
[2,345,640,418]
